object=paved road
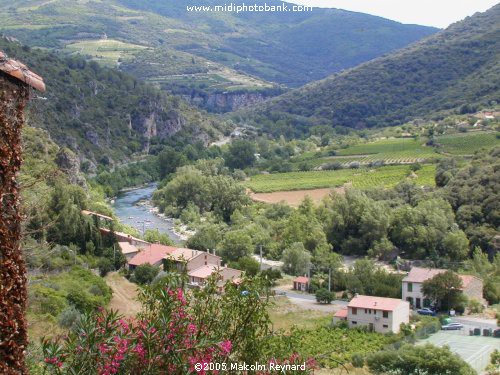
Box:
[274,288,349,306]
[452,316,497,330]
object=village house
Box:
[164,248,222,273]
[402,267,486,308]
[127,244,177,270]
[293,276,309,292]
[187,264,242,286]
[346,295,410,333]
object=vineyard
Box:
[246,164,436,193]
[436,131,500,155]
[290,325,392,368]
[65,39,148,67]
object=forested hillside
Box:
[0,0,436,96]
[239,4,500,135]
[0,38,225,167]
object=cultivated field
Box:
[249,188,342,206]
[65,39,147,66]
[436,131,499,155]
[246,164,436,193]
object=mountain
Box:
[0,0,437,103]
[0,37,225,169]
[238,4,500,135]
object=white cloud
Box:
[287,0,499,28]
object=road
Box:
[274,288,349,313]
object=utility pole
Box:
[328,268,331,292]
[259,244,263,270]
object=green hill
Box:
[0,37,225,167]
[239,4,500,135]
[0,0,437,97]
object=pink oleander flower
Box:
[219,340,232,355]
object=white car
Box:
[441,322,464,330]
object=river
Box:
[112,184,183,244]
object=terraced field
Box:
[436,131,499,155]
[246,164,436,193]
[65,39,148,67]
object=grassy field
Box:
[65,39,148,66]
[436,131,499,155]
[246,164,436,193]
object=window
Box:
[352,308,357,315]
[352,321,357,325]
[407,282,413,292]
[365,309,367,314]
[383,311,389,318]
[383,324,388,328]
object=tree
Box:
[230,256,260,276]
[315,288,334,304]
[322,190,391,255]
[220,230,253,262]
[224,140,256,170]
[144,230,174,246]
[157,147,187,179]
[422,271,463,311]
[390,198,456,259]
[442,230,469,260]
[367,344,475,375]
[281,243,311,276]
[133,264,160,285]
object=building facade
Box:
[347,295,410,333]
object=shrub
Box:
[367,344,475,375]
[315,288,334,304]
[351,352,365,368]
[133,264,160,285]
[98,258,114,277]
[57,306,81,329]
[41,277,317,374]
[467,298,484,314]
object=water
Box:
[112,184,183,244]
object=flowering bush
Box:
[41,275,316,374]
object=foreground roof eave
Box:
[0,51,46,92]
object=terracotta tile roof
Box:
[128,244,177,266]
[334,307,348,318]
[167,248,202,262]
[188,265,220,279]
[348,295,407,311]
[118,241,140,255]
[403,267,447,283]
[294,276,309,283]
[99,228,149,246]
[0,51,45,92]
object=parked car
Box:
[441,323,464,330]
[417,308,436,316]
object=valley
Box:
[0,2,499,374]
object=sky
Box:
[287,0,499,28]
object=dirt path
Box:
[105,272,141,317]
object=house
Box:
[164,248,221,273]
[346,295,410,333]
[188,265,243,287]
[402,267,486,308]
[293,276,309,292]
[333,307,348,323]
[118,241,142,260]
[128,244,177,270]
[99,228,150,247]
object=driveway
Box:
[452,316,497,330]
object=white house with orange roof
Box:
[347,295,410,333]
[402,267,486,309]
[128,244,177,270]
